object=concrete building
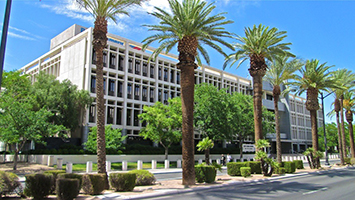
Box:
[20,24,322,153]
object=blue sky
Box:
[1,0,355,123]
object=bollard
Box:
[233,158,237,162]
[165,160,170,169]
[106,161,111,172]
[151,160,157,169]
[57,158,63,170]
[216,159,221,164]
[198,159,202,164]
[177,160,182,168]
[86,161,92,173]
[122,161,128,171]
[137,160,143,170]
[47,155,54,167]
[210,159,213,164]
[66,162,72,173]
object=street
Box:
[152,166,354,200]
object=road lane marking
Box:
[303,187,328,195]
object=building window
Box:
[170,70,174,83]
[89,105,96,123]
[103,51,107,67]
[116,107,122,125]
[170,91,175,98]
[134,84,140,100]
[118,55,124,71]
[150,64,154,78]
[128,58,133,73]
[266,94,273,101]
[107,106,114,124]
[92,50,97,64]
[134,110,140,126]
[158,89,162,101]
[150,88,154,102]
[103,78,106,95]
[108,79,115,96]
[90,75,96,93]
[117,81,123,97]
[143,62,148,76]
[127,109,132,125]
[164,68,168,81]
[109,53,116,69]
[164,90,168,104]
[127,83,132,99]
[142,86,147,101]
[177,72,180,84]
[135,60,141,75]
[158,66,162,80]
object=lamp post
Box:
[0,0,12,89]
[320,92,334,166]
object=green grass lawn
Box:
[54,161,178,172]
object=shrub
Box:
[0,171,21,197]
[246,161,261,174]
[129,170,156,186]
[293,160,304,169]
[58,173,83,192]
[56,178,79,200]
[24,173,53,199]
[240,167,251,178]
[195,164,216,183]
[344,157,351,164]
[282,161,296,173]
[44,170,66,193]
[350,158,355,165]
[227,162,246,176]
[274,167,286,175]
[82,174,106,195]
[109,173,136,192]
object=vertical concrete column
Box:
[86,161,93,173]
[66,162,72,173]
[122,161,128,171]
[151,160,157,169]
[137,160,143,170]
[210,159,213,164]
[164,160,170,169]
[47,156,54,167]
[56,158,63,170]
[177,159,182,168]
[106,161,111,172]
[233,158,237,162]
[216,159,221,164]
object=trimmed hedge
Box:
[195,164,216,183]
[56,178,79,200]
[227,162,247,176]
[293,160,304,169]
[282,161,296,173]
[246,161,261,174]
[82,174,106,195]
[0,171,21,197]
[240,167,251,178]
[344,157,351,164]
[109,173,136,192]
[350,158,355,165]
[274,167,286,175]
[43,170,66,193]
[129,170,156,186]
[24,173,53,199]
[58,173,83,192]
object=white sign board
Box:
[242,144,255,152]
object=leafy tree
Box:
[76,0,143,174]
[142,0,234,185]
[318,122,342,153]
[224,24,294,144]
[84,125,126,154]
[196,137,214,165]
[264,55,303,163]
[293,59,338,167]
[32,72,92,136]
[0,71,65,170]
[139,97,182,160]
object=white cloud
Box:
[1,26,44,41]
[8,32,35,41]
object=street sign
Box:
[243,144,255,152]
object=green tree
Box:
[318,122,344,153]
[76,0,143,174]
[139,98,182,160]
[0,71,64,170]
[264,56,303,163]
[196,137,214,165]
[142,0,234,185]
[84,125,126,154]
[293,59,338,168]
[254,139,276,176]
[344,91,355,157]
[32,72,92,136]
[224,24,294,145]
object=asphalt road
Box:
[152,166,355,200]
[154,159,340,181]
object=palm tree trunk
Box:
[239,135,243,161]
[310,110,319,167]
[340,96,347,158]
[252,74,263,142]
[179,61,196,186]
[346,111,355,158]
[336,111,344,164]
[93,17,107,174]
[273,87,282,164]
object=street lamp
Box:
[0,0,12,89]
[320,91,334,166]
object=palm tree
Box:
[331,69,355,161]
[293,59,338,168]
[224,24,294,144]
[142,0,234,185]
[76,0,143,174]
[264,56,303,164]
[343,91,355,158]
